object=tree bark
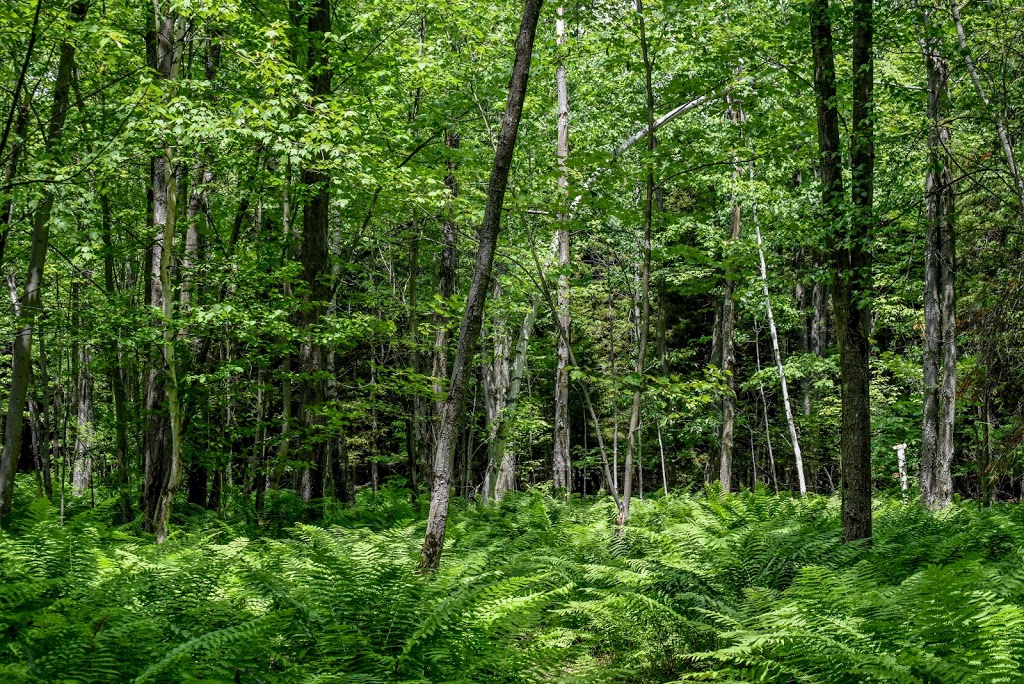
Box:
[718,136,743,492]
[72,347,93,495]
[838,0,875,542]
[296,0,333,501]
[141,10,184,542]
[919,6,957,509]
[552,4,572,494]
[752,194,806,494]
[0,1,87,515]
[486,296,538,501]
[420,0,542,571]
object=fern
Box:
[4,487,1024,682]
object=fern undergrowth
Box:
[3,483,1024,683]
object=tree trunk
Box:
[296,0,333,501]
[420,0,542,571]
[617,0,655,530]
[718,148,743,493]
[0,1,86,515]
[141,11,184,542]
[552,3,572,494]
[919,7,957,509]
[838,0,875,543]
[72,347,93,496]
[753,197,807,494]
[487,296,538,501]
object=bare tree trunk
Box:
[141,10,184,542]
[0,1,86,515]
[920,7,957,509]
[552,3,572,494]
[617,0,655,530]
[752,196,806,494]
[486,297,538,501]
[72,347,93,495]
[422,132,461,491]
[838,0,875,542]
[296,0,333,501]
[718,154,742,493]
[420,0,542,571]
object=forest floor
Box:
[2,482,1023,682]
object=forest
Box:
[3,0,1024,679]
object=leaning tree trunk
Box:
[0,1,87,515]
[920,6,957,509]
[552,3,573,494]
[752,191,807,494]
[420,0,543,571]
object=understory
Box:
[2,485,1023,683]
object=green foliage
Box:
[4,489,1024,682]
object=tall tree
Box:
[0,0,88,516]
[421,0,543,571]
[809,0,874,541]
[296,0,334,502]
[919,6,957,508]
[838,0,875,542]
[140,5,184,542]
[552,3,572,494]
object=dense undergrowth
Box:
[3,483,1024,682]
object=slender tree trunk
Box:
[0,1,87,515]
[920,7,957,508]
[72,347,93,495]
[552,3,572,494]
[617,0,655,530]
[420,0,542,571]
[838,0,875,542]
[753,196,806,494]
[718,148,743,492]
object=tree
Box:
[420,0,543,571]
[919,5,956,509]
[0,0,87,516]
